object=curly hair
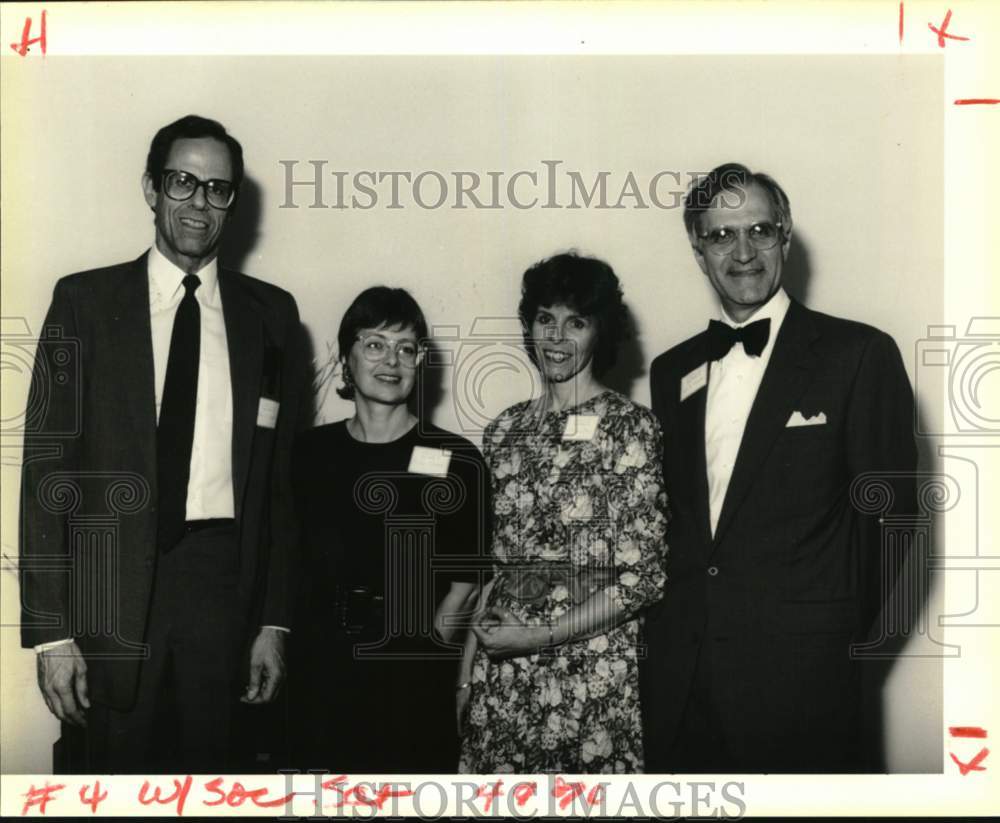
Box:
[518,252,628,378]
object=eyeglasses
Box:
[355,333,423,368]
[698,221,784,255]
[162,169,236,209]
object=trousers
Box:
[59,523,245,774]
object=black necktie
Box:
[705,318,770,360]
[157,274,201,552]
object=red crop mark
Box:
[899,2,905,45]
[928,9,970,47]
[954,98,1000,106]
[9,10,46,56]
[950,726,988,737]
[950,747,989,775]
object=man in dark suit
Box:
[19,115,304,772]
[642,163,917,773]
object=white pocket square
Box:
[786,410,827,427]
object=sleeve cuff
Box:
[34,638,74,653]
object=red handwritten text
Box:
[512,781,538,807]
[9,10,46,57]
[928,9,970,48]
[950,747,990,775]
[203,777,296,809]
[476,780,504,813]
[551,776,605,810]
[78,781,109,814]
[320,775,414,811]
[138,776,193,817]
[21,782,64,816]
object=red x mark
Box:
[950,747,989,775]
[928,9,970,48]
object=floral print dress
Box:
[459,391,668,774]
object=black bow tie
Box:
[706,318,771,360]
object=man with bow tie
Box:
[641,163,917,772]
[19,115,305,772]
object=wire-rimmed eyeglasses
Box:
[698,221,785,255]
[355,333,424,368]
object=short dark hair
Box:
[683,162,791,239]
[518,252,628,378]
[145,115,245,198]
[337,286,429,400]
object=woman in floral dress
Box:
[458,252,668,774]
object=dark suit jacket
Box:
[641,298,917,771]
[19,252,305,711]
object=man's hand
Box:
[37,642,89,727]
[241,627,286,704]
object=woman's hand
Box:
[471,605,548,660]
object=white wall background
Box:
[1,55,944,773]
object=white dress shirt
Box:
[705,288,791,536]
[148,243,235,520]
[154,248,288,636]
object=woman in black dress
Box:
[289,287,489,773]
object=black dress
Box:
[288,420,490,773]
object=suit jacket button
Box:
[707,566,719,576]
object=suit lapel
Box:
[114,254,158,455]
[219,269,263,524]
[711,301,819,549]
[675,338,714,548]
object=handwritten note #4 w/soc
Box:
[408,446,452,477]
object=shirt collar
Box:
[147,242,220,308]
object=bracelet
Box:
[456,681,472,692]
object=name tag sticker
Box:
[680,363,708,402]
[562,414,600,441]
[408,446,452,477]
[256,397,280,429]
